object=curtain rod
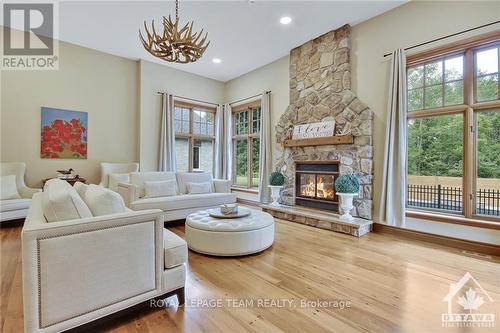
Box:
[383,20,500,58]
[229,90,271,106]
[156,91,220,106]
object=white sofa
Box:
[118,172,236,222]
[98,162,139,191]
[0,162,41,222]
[22,180,187,332]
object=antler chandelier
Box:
[139,0,210,64]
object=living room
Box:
[1,1,499,332]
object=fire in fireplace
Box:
[295,161,339,212]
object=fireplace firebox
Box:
[295,161,339,212]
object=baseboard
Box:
[236,198,261,207]
[373,223,500,257]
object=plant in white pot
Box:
[334,173,360,221]
[268,171,285,206]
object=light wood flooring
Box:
[1,218,499,333]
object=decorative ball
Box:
[335,174,360,193]
[269,171,285,186]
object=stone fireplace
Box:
[274,24,373,222]
[295,161,339,212]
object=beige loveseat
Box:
[118,172,236,221]
[22,179,187,332]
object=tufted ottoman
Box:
[185,209,275,256]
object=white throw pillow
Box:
[83,184,127,216]
[186,182,213,194]
[108,173,130,192]
[176,172,213,194]
[144,180,177,198]
[73,181,89,198]
[0,175,21,200]
[42,179,93,222]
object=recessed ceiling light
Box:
[212,58,221,64]
[280,16,292,25]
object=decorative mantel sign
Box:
[292,121,335,140]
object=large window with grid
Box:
[174,102,215,173]
[406,36,500,224]
[232,101,261,189]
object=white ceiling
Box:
[56,0,405,82]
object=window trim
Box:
[232,100,261,189]
[174,101,216,173]
[406,31,500,226]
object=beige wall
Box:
[224,56,289,201]
[350,0,500,223]
[138,60,225,171]
[1,41,138,186]
[224,56,290,164]
[222,1,500,241]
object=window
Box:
[475,46,499,102]
[406,36,500,223]
[174,102,215,173]
[408,55,464,111]
[232,101,261,189]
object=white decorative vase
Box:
[268,185,283,206]
[337,192,357,221]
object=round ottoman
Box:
[185,209,275,256]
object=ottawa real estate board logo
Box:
[1,2,59,70]
[442,272,495,328]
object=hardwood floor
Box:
[1,218,499,333]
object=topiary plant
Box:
[269,171,285,186]
[335,173,360,193]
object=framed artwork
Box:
[41,107,88,159]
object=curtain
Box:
[213,104,224,178]
[258,92,272,203]
[380,49,407,227]
[158,93,176,171]
[222,104,233,180]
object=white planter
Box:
[337,192,357,221]
[268,185,283,206]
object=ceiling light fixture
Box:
[139,0,210,64]
[212,58,221,64]
[280,16,292,25]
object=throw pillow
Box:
[73,181,89,198]
[186,182,213,194]
[108,173,130,192]
[83,184,127,216]
[0,175,21,200]
[144,180,177,198]
[42,179,93,222]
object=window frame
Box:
[174,101,216,173]
[405,31,500,228]
[231,100,261,190]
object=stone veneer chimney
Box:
[275,24,373,220]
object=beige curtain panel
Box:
[380,49,407,227]
[158,93,176,171]
[259,92,272,203]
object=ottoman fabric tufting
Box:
[185,209,275,256]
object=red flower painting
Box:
[41,108,88,159]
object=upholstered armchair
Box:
[98,162,139,190]
[0,162,41,222]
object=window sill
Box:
[406,210,500,230]
[231,187,258,194]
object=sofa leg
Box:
[177,287,185,305]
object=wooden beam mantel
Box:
[283,135,354,147]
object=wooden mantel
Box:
[283,135,354,147]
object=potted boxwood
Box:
[268,171,285,206]
[335,173,360,221]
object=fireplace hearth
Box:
[295,161,339,212]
